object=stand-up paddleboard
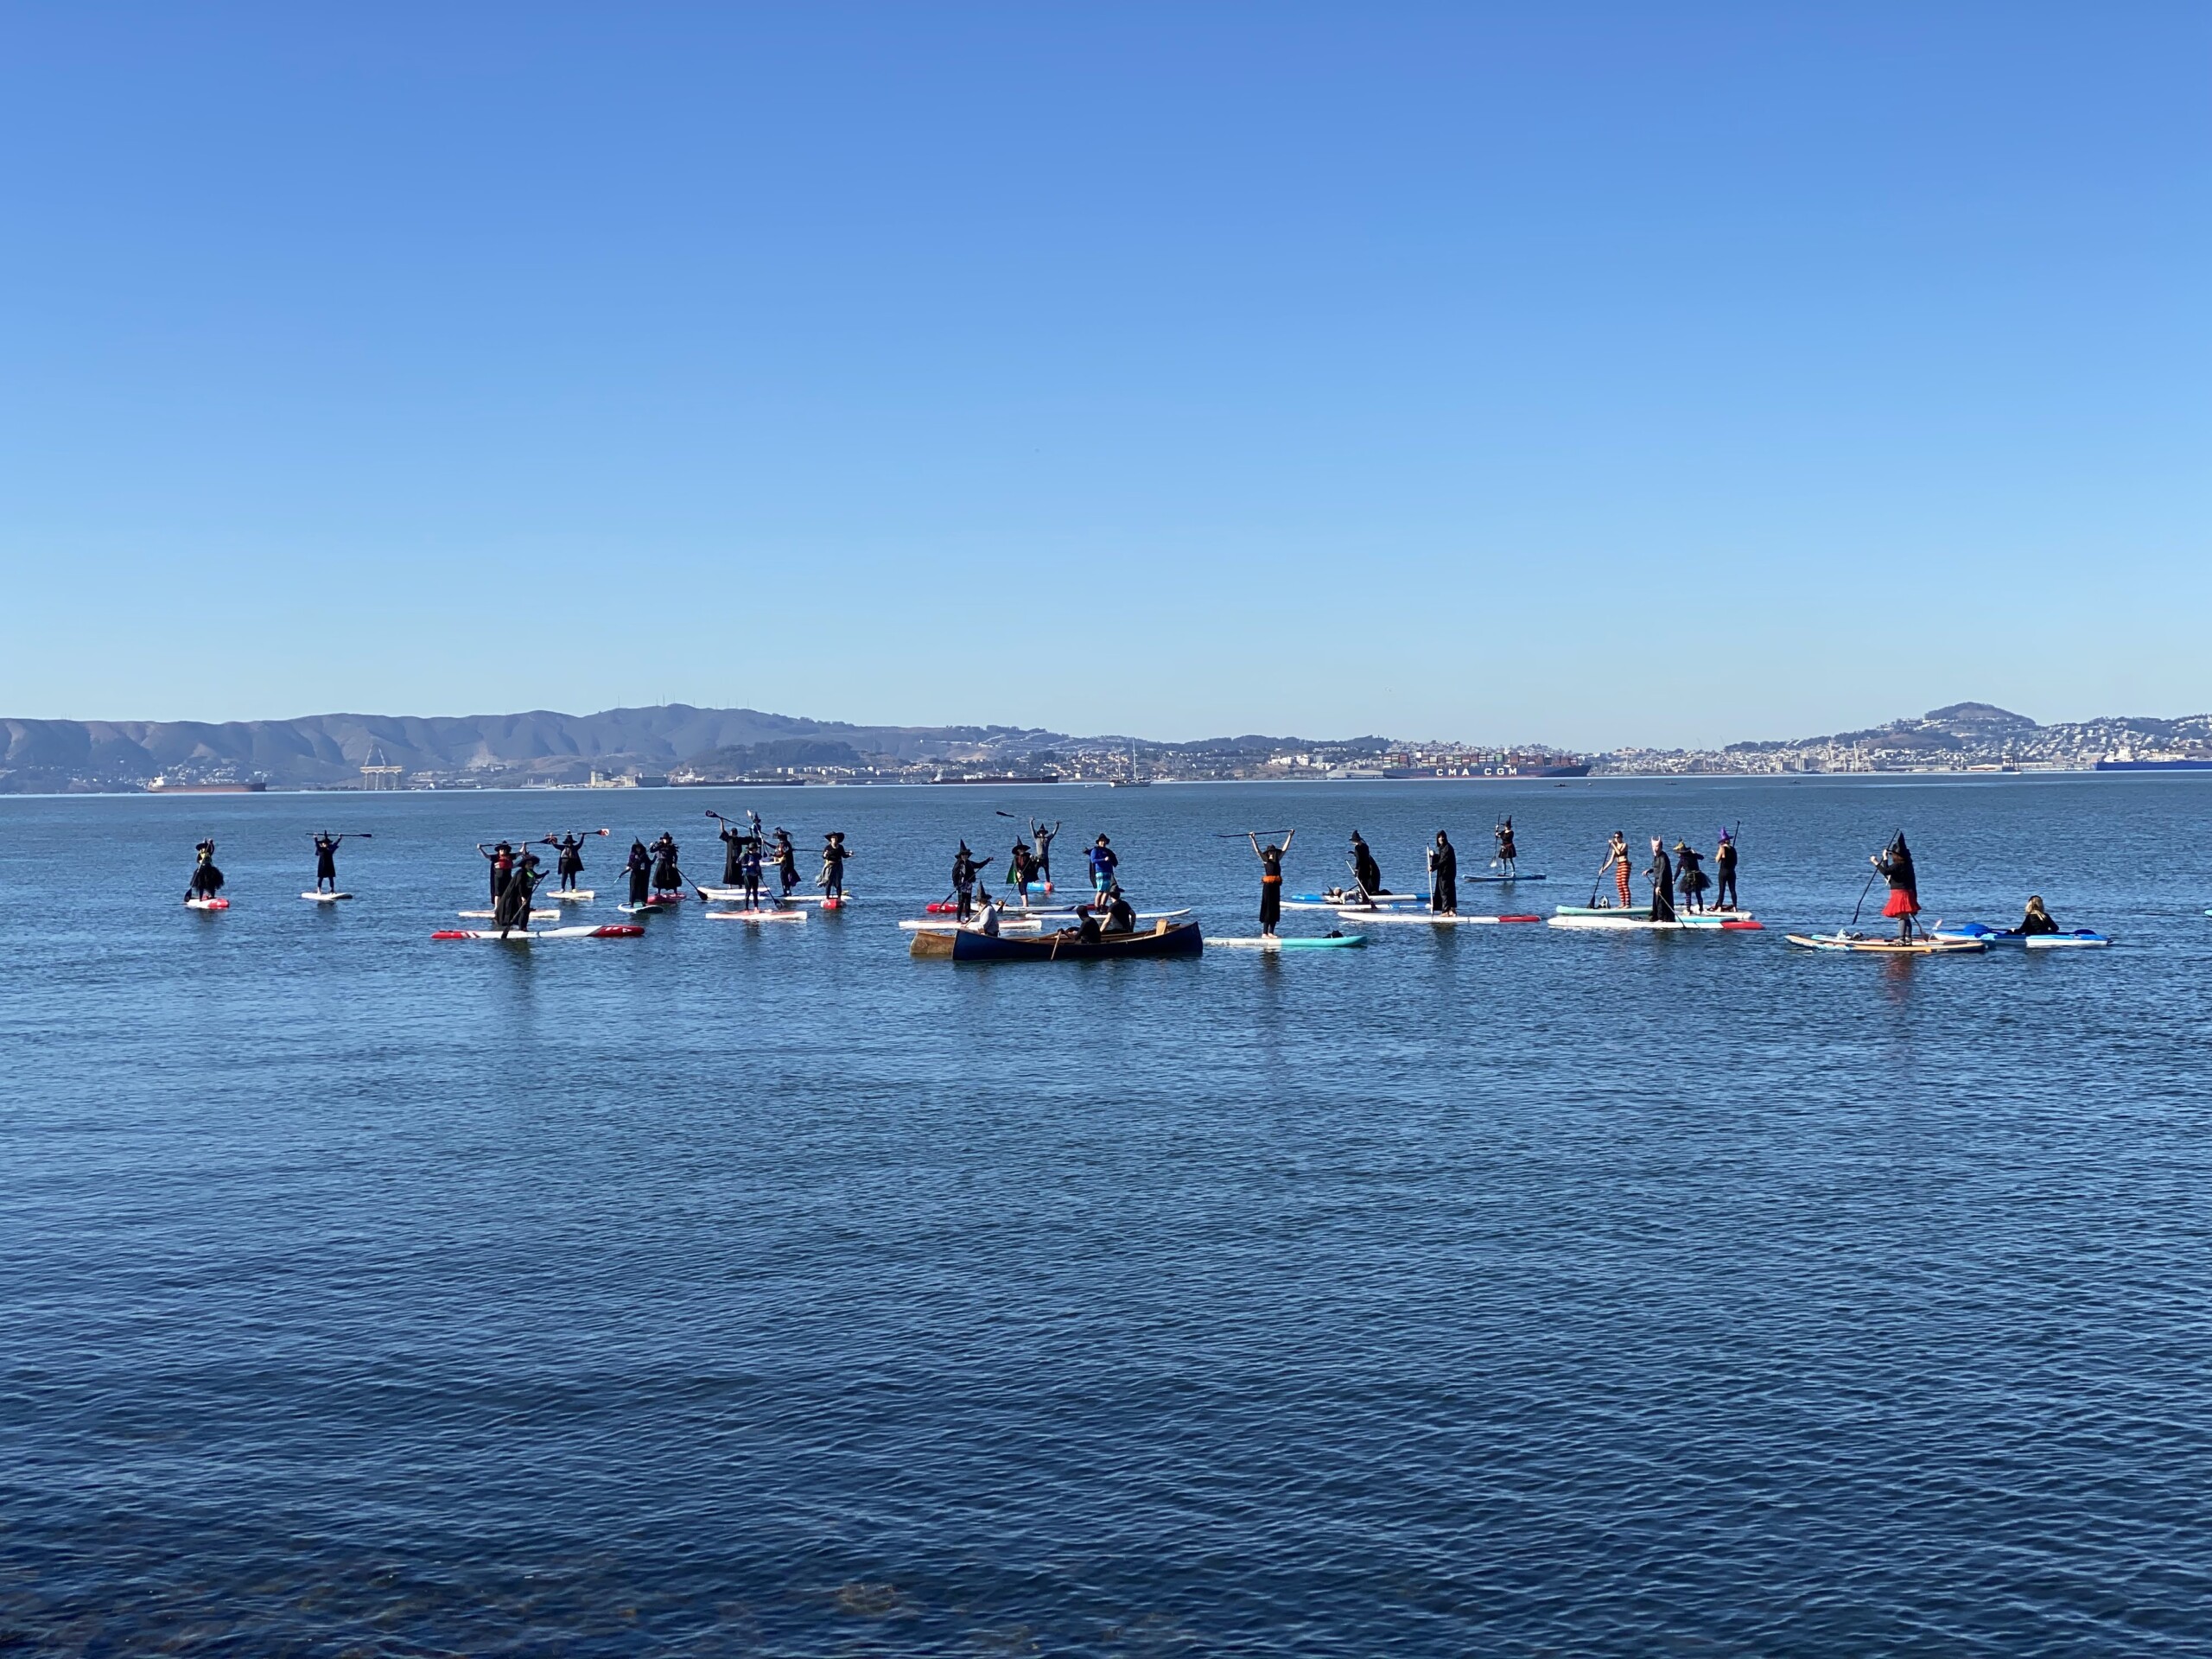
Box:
[1549,914,1763,931]
[1212,933,1368,950]
[1332,909,1541,926]
[1784,931,1986,954]
[1935,922,2112,950]
[1290,890,1426,906]
[184,896,231,911]
[547,888,594,902]
[1553,904,1754,921]
[458,908,563,922]
[302,891,353,902]
[1465,873,1546,884]
[705,908,807,923]
[697,887,857,906]
[431,924,645,942]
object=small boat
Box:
[1784,931,1986,954]
[1934,923,2112,950]
[911,919,1203,961]
[899,908,1191,933]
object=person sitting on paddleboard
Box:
[1674,839,1708,913]
[1428,830,1459,915]
[2019,894,2060,936]
[550,832,586,893]
[1872,832,1919,941]
[1494,817,1517,878]
[952,842,984,922]
[187,838,225,901]
[1248,829,1295,938]
[1713,830,1739,910]
[773,829,799,899]
[1030,819,1061,890]
[478,841,515,906]
[819,831,849,902]
[310,831,350,893]
[650,833,681,897]
[1601,831,1632,910]
[1087,835,1118,896]
[625,838,651,907]
[1349,830,1384,900]
[1645,836,1676,923]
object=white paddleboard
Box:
[705,908,808,922]
[546,888,594,902]
[301,892,353,902]
[431,924,643,942]
[458,908,563,921]
[184,897,231,911]
[1331,909,1539,926]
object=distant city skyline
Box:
[3,5,2205,748]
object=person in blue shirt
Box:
[1086,834,1119,895]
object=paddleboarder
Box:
[1030,818,1062,890]
[1428,830,1459,915]
[477,841,516,906]
[1247,829,1296,938]
[550,832,587,893]
[1645,836,1676,923]
[2018,894,2060,936]
[624,838,651,907]
[1872,831,1920,942]
[186,838,225,902]
[951,842,985,922]
[1674,839,1708,913]
[1087,834,1119,896]
[649,833,682,898]
[739,832,766,909]
[1599,831,1633,909]
[1349,831,1384,900]
[718,817,748,887]
[495,850,542,936]
[309,830,359,893]
[819,831,849,903]
[1008,838,1043,907]
[1713,830,1739,910]
[772,828,799,899]
[1493,817,1518,878]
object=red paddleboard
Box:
[1500,914,1541,924]
[185,897,231,911]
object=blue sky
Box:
[2,3,2204,748]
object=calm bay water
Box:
[4,776,2209,1656]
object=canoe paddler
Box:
[1348,830,1384,900]
[1248,829,1296,938]
[649,833,682,897]
[309,830,358,893]
[1087,834,1118,896]
[973,896,1002,937]
[1102,886,1137,934]
[1428,830,1459,915]
[550,832,587,892]
[1600,831,1632,909]
[2019,894,2060,935]
[477,841,515,906]
[1872,832,1919,941]
[186,838,225,901]
[1713,829,1739,910]
[1493,817,1517,878]
[1674,839,1708,913]
[772,828,799,899]
[1030,819,1061,891]
[624,837,651,906]
[1645,836,1676,923]
[819,831,849,902]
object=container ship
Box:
[1381,756,1591,780]
[2093,757,2212,772]
[146,777,267,793]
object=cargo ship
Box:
[146,777,267,793]
[2093,757,2212,772]
[1381,760,1591,780]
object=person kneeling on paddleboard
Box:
[2019,894,2060,936]
[1872,832,1919,942]
[187,838,225,902]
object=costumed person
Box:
[1428,830,1459,914]
[1601,831,1633,909]
[1030,819,1061,890]
[1349,830,1384,899]
[625,837,652,907]
[551,832,586,893]
[496,850,542,936]
[1713,830,1739,910]
[718,817,747,887]
[773,829,799,899]
[951,842,983,922]
[1872,831,1919,942]
[740,832,766,908]
[1007,838,1035,907]
[1248,829,1295,938]
[1087,835,1118,895]
[1493,817,1518,878]
[819,831,849,903]
[1645,836,1676,923]
[650,833,682,898]
[1674,839,1708,913]
[310,831,347,893]
[186,838,224,902]
[2018,894,2060,936]
[477,841,515,906]
[973,897,1002,938]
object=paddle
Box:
[1212,829,1292,839]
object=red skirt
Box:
[1883,888,1919,918]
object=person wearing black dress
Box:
[649,834,682,897]
[1248,830,1296,937]
[1428,830,1459,915]
[1674,840,1708,913]
[187,838,225,900]
[1645,837,1676,923]
[625,838,652,906]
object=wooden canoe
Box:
[911,918,1204,962]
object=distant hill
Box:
[1715,702,2212,769]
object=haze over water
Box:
[5,777,2209,1655]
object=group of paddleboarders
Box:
[1587,829,1742,922]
